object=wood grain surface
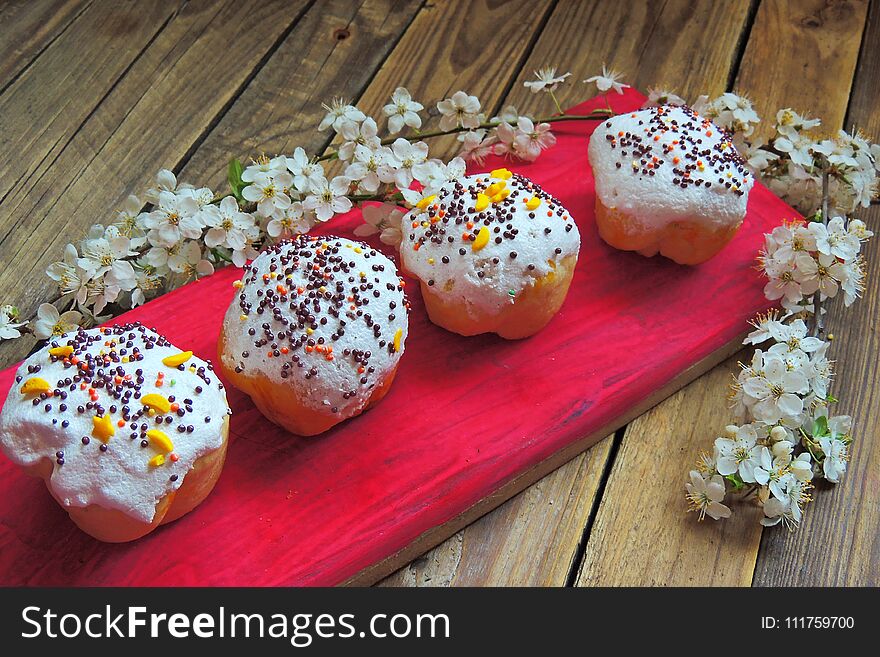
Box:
[0,0,877,586]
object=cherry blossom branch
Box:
[811,170,830,338]
[315,109,613,163]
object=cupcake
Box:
[399,169,580,339]
[588,104,754,265]
[218,235,408,436]
[0,324,231,542]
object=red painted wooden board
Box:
[0,90,791,585]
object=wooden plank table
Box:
[0,0,877,586]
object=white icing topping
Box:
[220,235,408,416]
[0,324,230,523]
[399,172,580,317]
[589,105,754,230]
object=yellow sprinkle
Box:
[122,356,129,363]
[475,193,490,212]
[490,168,512,180]
[525,196,541,211]
[421,221,430,228]
[147,429,174,453]
[232,280,243,289]
[162,351,193,367]
[485,181,506,197]
[318,286,326,293]
[188,365,196,372]
[306,328,314,335]
[491,188,510,203]
[149,454,166,468]
[92,415,115,444]
[472,226,490,251]
[345,243,352,248]
[270,272,277,278]
[48,345,73,358]
[20,377,51,395]
[354,247,362,254]
[240,314,247,321]
[416,195,436,210]
[393,328,403,353]
[141,393,171,414]
[427,258,435,265]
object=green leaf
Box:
[724,473,745,491]
[826,394,838,404]
[227,158,245,202]
[812,415,829,438]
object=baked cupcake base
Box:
[417,254,577,340]
[20,416,229,543]
[218,326,398,436]
[595,199,741,266]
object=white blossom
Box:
[437,91,482,131]
[742,356,809,424]
[523,67,571,94]
[642,87,686,108]
[384,139,429,188]
[584,65,629,95]
[685,471,731,520]
[144,191,203,247]
[0,305,26,340]
[241,170,294,218]
[302,176,352,222]
[33,303,82,340]
[337,117,380,161]
[286,147,325,192]
[267,202,309,240]
[794,252,844,298]
[383,87,423,134]
[345,144,392,193]
[353,203,404,247]
[714,424,760,481]
[202,196,255,251]
[318,98,365,132]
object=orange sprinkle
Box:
[305,346,313,353]
[618,131,624,137]
[466,221,474,229]
[673,156,680,164]
[280,347,289,354]
[707,130,713,136]
[155,381,163,387]
[170,403,179,412]
[413,243,421,251]
[267,351,273,358]
[170,454,179,463]
[358,366,365,374]
[412,221,419,228]
[547,211,553,217]
[326,355,334,361]
[158,372,164,379]
[117,420,125,427]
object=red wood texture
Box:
[0,90,792,585]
